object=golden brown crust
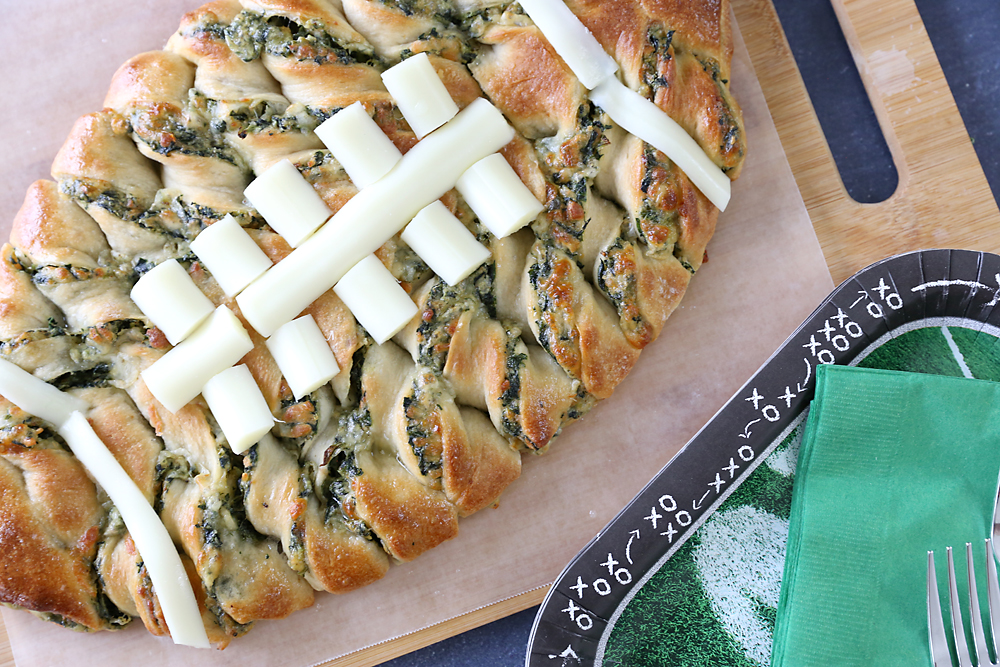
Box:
[471,25,585,139]
[168,0,283,99]
[0,245,63,338]
[104,51,196,112]
[342,0,439,57]
[446,407,521,514]
[0,460,103,629]
[51,111,162,207]
[78,388,161,501]
[351,459,459,562]
[301,506,391,593]
[11,181,110,269]
[0,400,107,630]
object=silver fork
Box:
[928,539,1000,666]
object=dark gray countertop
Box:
[383,0,1000,665]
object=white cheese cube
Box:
[237,98,514,337]
[243,159,332,247]
[189,215,273,297]
[202,365,274,454]
[58,412,209,648]
[456,153,544,238]
[141,306,254,413]
[381,52,459,139]
[265,314,341,400]
[516,0,618,89]
[0,358,88,428]
[315,101,402,189]
[334,255,417,345]
[589,77,731,211]
[402,201,491,285]
[130,259,215,346]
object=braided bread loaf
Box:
[0,0,745,646]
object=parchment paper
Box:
[0,4,835,665]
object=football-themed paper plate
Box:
[527,248,1000,666]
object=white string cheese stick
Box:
[518,0,731,211]
[455,153,543,238]
[201,364,275,454]
[380,52,460,139]
[0,358,87,427]
[130,259,215,346]
[0,362,209,647]
[401,201,491,286]
[265,315,341,399]
[141,306,254,413]
[243,159,332,248]
[189,215,273,298]
[315,102,402,189]
[58,412,210,649]
[333,255,418,344]
[589,77,732,211]
[237,98,514,337]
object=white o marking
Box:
[867,301,883,318]
[614,568,632,585]
[576,614,593,631]
[817,349,836,365]
[658,494,677,512]
[675,510,692,527]
[738,445,754,461]
[845,321,863,338]
[832,334,850,351]
[593,578,611,596]
[761,405,780,422]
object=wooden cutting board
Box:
[0,0,994,665]
[738,0,1000,285]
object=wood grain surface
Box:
[0,0,994,664]
[738,0,1000,285]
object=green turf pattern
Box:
[602,325,1000,666]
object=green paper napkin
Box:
[772,365,1000,666]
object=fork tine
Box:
[930,551,954,666]
[967,542,991,664]
[987,538,1000,661]
[948,546,974,667]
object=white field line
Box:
[940,326,974,379]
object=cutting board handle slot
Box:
[733,0,1000,284]
[771,0,899,204]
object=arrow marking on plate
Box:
[796,358,812,392]
[625,529,640,565]
[739,419,760,439]
[547,645,580,663]
[693,489,711,510]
